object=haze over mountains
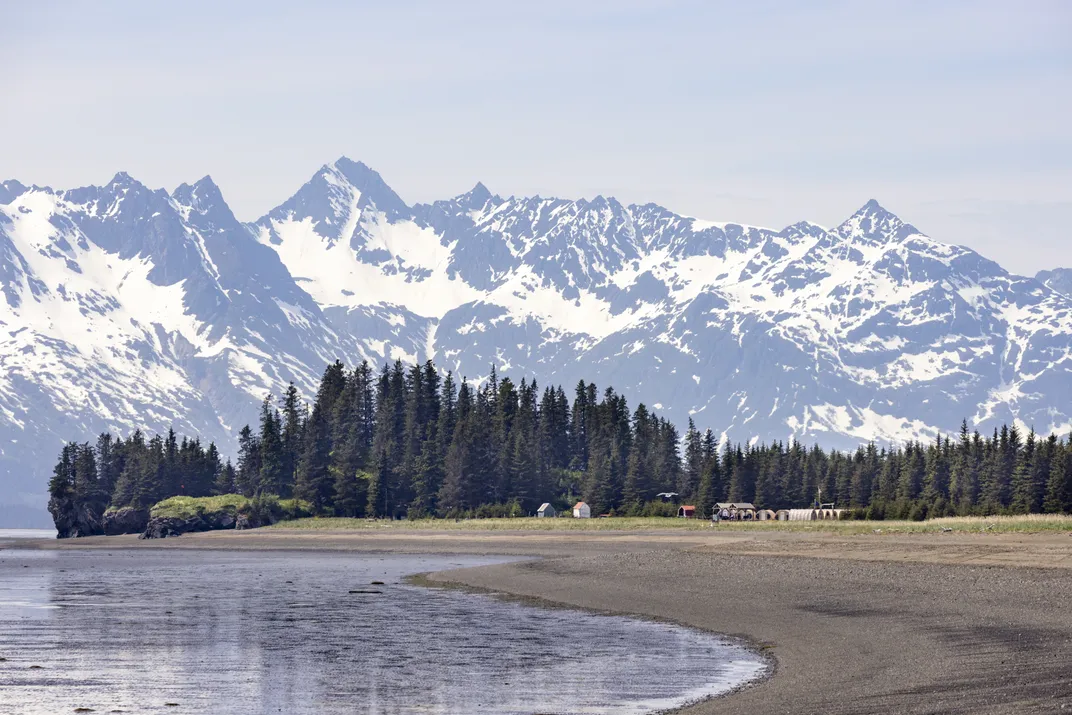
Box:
[3,157,1071,525]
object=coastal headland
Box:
[14,524,1072,714]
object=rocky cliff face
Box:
[5,159,1072,520]
[103,506,150,536]
[47,494,104,539]
[140,510,236,539]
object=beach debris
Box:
[872,529,883,534]
[940,527,953,533]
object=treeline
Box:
[51,359,1072,523]
[49,431,231,515]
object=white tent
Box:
[788,508,817,521]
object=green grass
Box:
[150,494,249,520]
[269,513,1072,534]
[149,494,313,521]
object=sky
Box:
[2,0,1070,274]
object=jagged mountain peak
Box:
[262,157,410,239]
[172,175,236,226]
[466,181,493,203]
[173,174,221,201]
[194,174,220,190]
[331,155,375,175]
[779,219,829,242]
[859,197,887,213]
[836,198,921,245]
[450,181,497,210]
[0,179,29,205]
[328,157,409,215]
[107,171,140,188]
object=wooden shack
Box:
[537,503,556,518]
[678,505,696,519]
[572,501,591,519]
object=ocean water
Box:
[0,549,765,715]
[0,529,56,541]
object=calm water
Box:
[0,549,765,715]
[0,529,56,541]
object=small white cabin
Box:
[573,501,591,519]
[537,503,556,518]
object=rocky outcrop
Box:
[47,495,104,539]
[103,506,150,535]
[234,512,275,530]
[139,495,311,538]
[140,509,237,539]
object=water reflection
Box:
[0,550,764,714]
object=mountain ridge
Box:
[2,157,1071,525]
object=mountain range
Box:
[3,157,1071,526]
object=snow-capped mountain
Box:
[3,157,1071,524]
[1037,268,1072,299]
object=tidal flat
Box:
[0,549,764,715]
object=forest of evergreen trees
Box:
[51,359,1072,524]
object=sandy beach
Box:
[15,527,1072,713]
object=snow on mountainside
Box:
[1037,268,1072,299]
[3,157,1072,524]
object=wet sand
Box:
[17,528,1072,713]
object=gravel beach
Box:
[15,528,1072,713]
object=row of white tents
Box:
[783,508,848,521]
[715,503,849,521]
[536,502,849,520]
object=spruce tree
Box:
[48,444,75,509]
[696,454,721,517]
[295,403,332,511]
[235,425,261,497]
[257,396,286,496]
[680,418,703,500]
[1010,429,1037,514]
[949,421,971,511]
[280,382,303,490]
[214,459,237,495]
[623,405,653,508]
[1043,436,1072,513]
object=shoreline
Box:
[404,568,777,713]
[10,528,1072,713]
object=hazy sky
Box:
[3,1,1070,274]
